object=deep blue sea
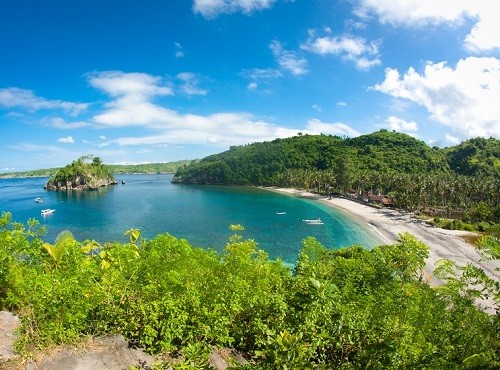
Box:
[0,174,383,264]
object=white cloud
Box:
[82,70,362,151]
[87,71,173,99]
[176,72,208,96]
[312,104,322,112]
[44,117,90,129]
[57,136,75,144]
[356,0,500,53]
[193,0,277,19]
[0,87,88,115]
[373,57,500,139]
[242,68,282,80]
[306,118,361,137]
[270,40,309,76]
[10,143,65,153]
[300,33,381,70]
[87,71,175,127]
[445,133,461,145]
[247,82,258,90]
[174,42,185,58]
[385,116,418,132]
[374,57,500,137]
[336,101,347,107]
[99,135,106,140]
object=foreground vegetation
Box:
[1,212,498,368]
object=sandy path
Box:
[266,188,499,289]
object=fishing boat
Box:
[41,209,55,216]
[302,218,324,225]
[35,197,42,203]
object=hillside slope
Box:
[172,130,456,185]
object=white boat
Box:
[35,197,42,203]
[276,212,286,215]
[41,209,55,216]
[302,218,324,225]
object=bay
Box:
[0,174,383,264]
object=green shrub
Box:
[0,216,498,368]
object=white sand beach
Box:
[267,188,500,291]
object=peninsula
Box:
[44,155,117,190]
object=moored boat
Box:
[35,197,42,203]
[41,209,55,216]
[302,218,324,225]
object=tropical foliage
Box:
[48,154,116,185]
[173,131,500,229]
[1,212,498,368]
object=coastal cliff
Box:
[44,155,117,191]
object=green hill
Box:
[172,130,454,185]
[172,131,499,226]
[445,137,500,178]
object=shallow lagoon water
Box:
[0,174,383,264]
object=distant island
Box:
[0,159,196,179]
[44,155,117,190]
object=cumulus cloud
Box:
[373,57,500,139]
[0,87,88,115]
[83,70,305,147]
[355,0,500,53]
[312,104,322,112]
[385,116,418,132]
[336,101,347,107]
[107,112,301,147]
[87,71,173,99]
[306,118,361,137]
[176,72,208,96]
[87,71,174,127]
[270,40,309,76]
[57,136,75,144]
[300,32,381,70]
[193,0,277,19]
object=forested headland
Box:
[173,130,499,232]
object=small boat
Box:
[302,218,324,225]
[35,197,42,203]
[276,212,286,215]
[41,209,55,216]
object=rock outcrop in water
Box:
[44,155,117,191]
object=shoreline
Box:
[265,187,499,289]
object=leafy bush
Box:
[0,214,498,368]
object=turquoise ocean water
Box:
[0,174,383,264]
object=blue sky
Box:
[0,0,499,171]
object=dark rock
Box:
[44,175,117,191]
